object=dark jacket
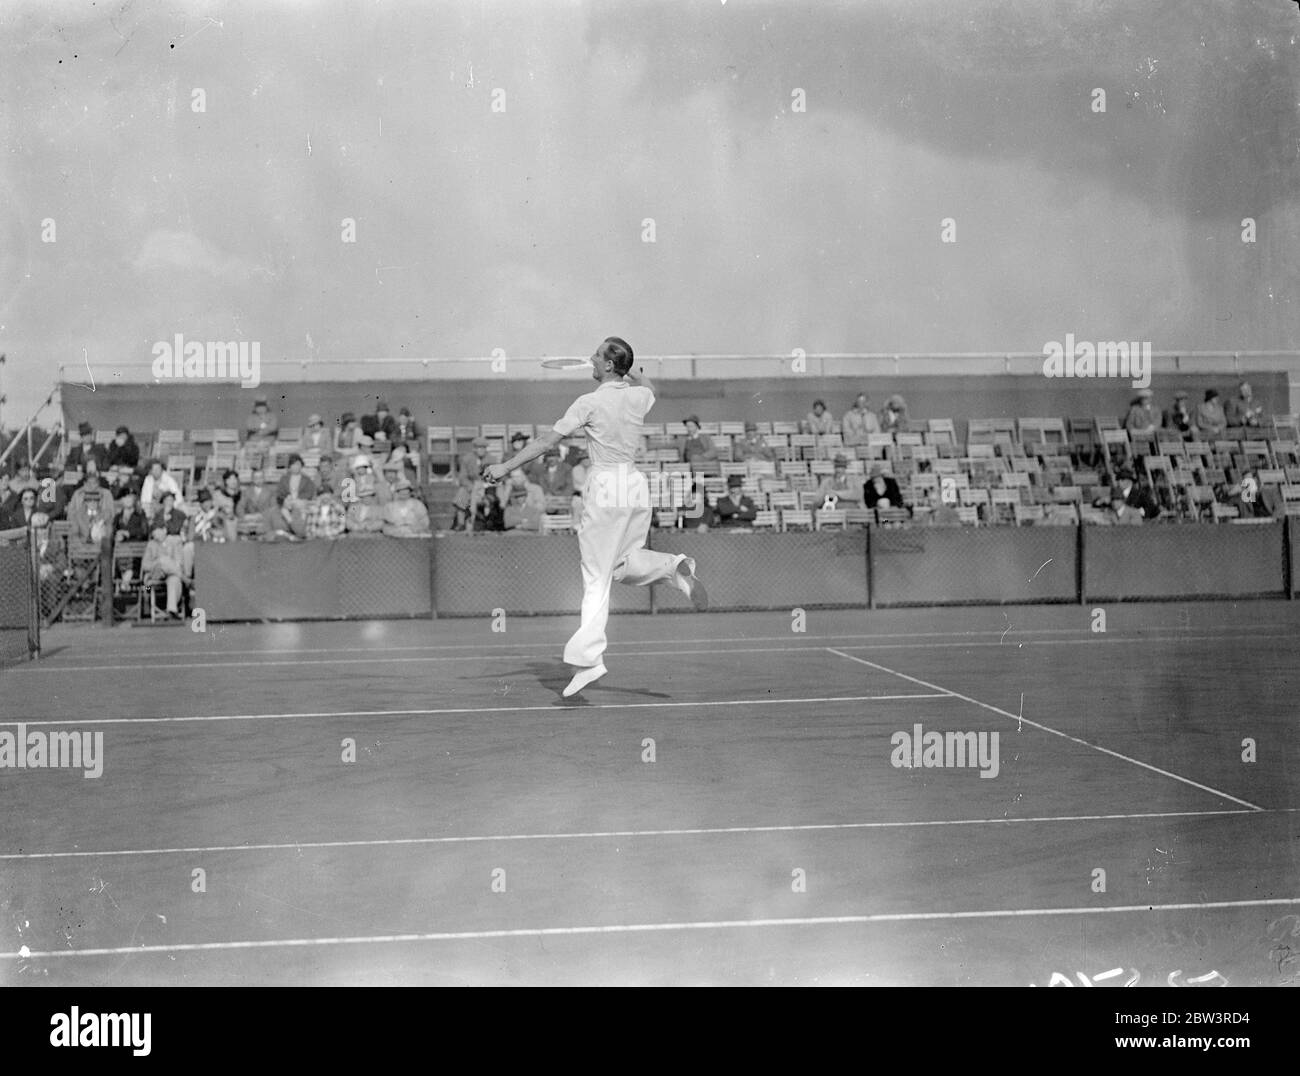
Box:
[115,507,151,542]
[65,441,108,472]
[712,492,758,527]
[105,437,140,470]
[863,476,905,510]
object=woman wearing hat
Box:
[678,416,717,464]
[105,425,140,470]
[1195,389,1227,439]
[863,462,904,511]
[381,476,431,537]
[879,395,909,435]
[1161,390,1193,438]
[1123,388,1158,436]
[300,414,331,452]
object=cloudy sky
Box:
[1,0,1296,420]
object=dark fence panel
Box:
[871,525,1078,606]
[0,536,38,664]
[1084,520,1285,601]
[649,530,869,611]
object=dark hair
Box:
[1205,389,1219,401]
[813,399,826,409]
[599,336,634,376]
[197,488,213,503]
[287,453,304,468]
[222,469,239,483]
[115,425,130,436]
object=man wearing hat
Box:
[711,474,758,528]
[394,407,421,450]
[105,425,140,471]
[1096,467,1160,520]
[452,437,493,530]
[300,413,331,452]
[344,467,386,534]
[526,443,574,497]
[1195,388,1227,439]
[863,462,904,511]
[381,476,431,537]
[1123,388,1158,436]
[65,421,108,473]
[362,400,398,442]
[243,395,279,446]
[817,454,863,506]
[733,420,776,463]
[1161,390,1193,438]
[678,415,717,464]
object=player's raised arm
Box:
[625,365,656,397]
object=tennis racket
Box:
[538,356,591,369]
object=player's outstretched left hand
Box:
[481,463,510,485]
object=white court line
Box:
[15,630,1289,674]
[0,808,1261,862]
[825,648,1265,813]
[0,692,953,728]
[5,897,1299,960]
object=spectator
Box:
[803,399,836,436]
[381,477,431,537]
[192,488,225,543]
[502,469,545,531]
[1,487,38,530]
[879,395,909,435]
[113,488,150,543]
[459,436,491,485]
[104,425,140,471]
[300,414,331,452]
[153,489,191,540]
[32,512,69,617]
[277,454,318,512]
[75,455,112,494]
[473,484,505,532]
[1227,469,1271,518]
[64,421,107,472]
[1123,388,1158,435]
[1225,380,1264,429]
[305,490,348,540]
[385,445,418,485]
[679,415,718,464]
[842,394,881,446]
[3,464,38,513]
[817,454,863,506]
[1162,390,1194,438]
[142,522,187,618]
[35,476,66,520]
[140,459,182,516]
[863,463,905,510]
[264,490,304,541]
[393,407,421,451]
[211,470,243,542]
[1196,389,1227,439]
[711,474,758,528]
[733,421,776,462]
[345,479,386,534]
[362,400,398,443]
[240,467,276,536]
[527,446,575,497]
[336,412,361,455]
[508,430,530,458]
[1097,468,1160,520]
[66,478,114,550]
[243,395,280,455]
[107,463,138,500]
[1100,489,1144,525]
[316,454,340,495]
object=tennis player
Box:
[482,337,707,697]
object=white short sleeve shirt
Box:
[553,380,655,470]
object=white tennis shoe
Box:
[562,663,608,697]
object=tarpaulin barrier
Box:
[648,530,869,611]
[432,533,650,617]
[0,536,39,665]
[195,538,432,621]
[1083,520,1286,601]
[870,525,1078,607]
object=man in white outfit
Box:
[482,337,707,697]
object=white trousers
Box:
[564,469,690,667]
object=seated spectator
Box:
[459,436,491,485]
[142,523,187,618]
[305,490,348,539]
[679,415,718,464]
[711,474,758,528]
[240,467,276,536]
[1,486,39,530]
[879,395,909,435]
[842,394,880,446]
[1123,388,1158,435]
[817,454,863,506]
[243,397,279,466]
[1100,489,1144,525]
[104,425,140,471]
[66,478,114,550]
[1161,390,1193,438]
[345,478,386,534]
[153,489,191,540]
[65,421,107,473]
[527,446,575,497]
[1095,468,1160,520]
[508,431,530,459]
[316,454,340,495]
[733,421,776,462]
[32,511,70,617]
[211,470,242,542]
[2,463,38,514]
[393,407,421,451]
[74,455,112,494]
[113,488,151,543]
[863,463,904,510]
[277,454,318,514]
[1196,389,1227,438]
[1226,469,1271,518]
[140,459,182,516]
[803,399,836,436]
[107,463,138,500]
[502,469,545,531]
[300,414,331,452]
[336,412,361,454]
[381,477,431,537]
[362,400,398,443]
[1225,380,1264,429]
[386,445,418,485]
[473,484,505,532]
[192,488,226,543]
[35,475,66,520]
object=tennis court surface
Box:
[2,600,1298,986]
